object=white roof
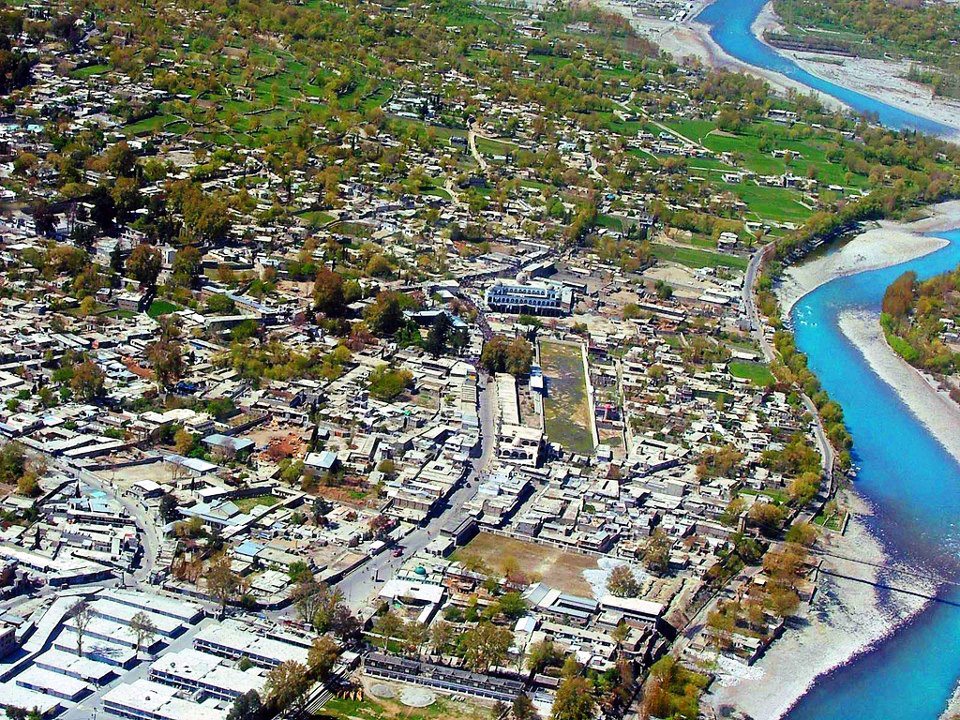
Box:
[598,594,664,618]
[103,679,226,720]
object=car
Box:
[392,547,404,557]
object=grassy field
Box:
[147,300,179,318]
[319,693,488,720]
[728,360,776,387]
[540,340,595,456]
[233,495,279,512]
[453,532,596,595]
[651,244,748,270]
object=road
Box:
[743,244,835,479]
[334,374,497,611]
[58,460,162,583]
[467,123,488,172]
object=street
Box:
[334,372,496,611]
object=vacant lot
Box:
[540,340,595,456]
[453,532,596,596]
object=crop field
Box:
[540,340,595,456]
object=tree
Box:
[513,694,536,720]
[786,521,818,546]
[313,267,345,316]
[206,293,236,314]
[171,246,202,288]
[424,312,452,358]
[112,176,142,220]
[130,611,156,654]
[526,639,560,674]
[17,472,38,497]
[430,619,455,654]
[30,199,55,237]
[206,555,241,617]
[0,442,26,484]
[402,620,429,657]
[462,622,513,672]
[641,528,671,575]
[606,565,640,598]
[307,636,340,680]
[146,327,184,390]
[265,661,311,713]
[368,364,413,401]
[497,592,527,620]
[90,185,116,230]
[372,610,403,650]
[329,603,361,641]
[68,601,92,657]
[159,492,178,522]
[174,428,196,456]
[363,291,412,336]
[227,690,263,720]
[127,243,162,289]
[69,360,106,402]
[551,676,594,720]
[480,335,533,375]
[748,502,786,535]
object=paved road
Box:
[334,374,496,611]
[743,244,835,479]
[57,460,161,583]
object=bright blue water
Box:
[782,228,960,719]
[695,0,955,137]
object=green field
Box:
[233,495,279,512]
[147,300,180,318]
[651,244,748,270]
[319,694,488,720]
[540,340,595,456]
[728,360,776,387]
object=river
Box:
[695,0,954,137]
[687,0,960,714]
[780,228,960,719]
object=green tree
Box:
[313,267,345,316]
[127,243,162,289]
[306,636,340,680]
[264,661,311,713]
[368,364,413,401]
[606,565,640,597]
[461,622,513,672]
[226,690,262,720]
[425,312,452,358]
[372,610,403,650]
[551,676,594,720]
[70,360,106,402]
[171,245,202,288]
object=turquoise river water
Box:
[696,0,954,137]
[784,229,960,719]
[689,1,960,715]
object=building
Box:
[484,281,573,315]
[0,621,18,658]
[102,679,226,720]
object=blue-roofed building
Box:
[201,434,254,455]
